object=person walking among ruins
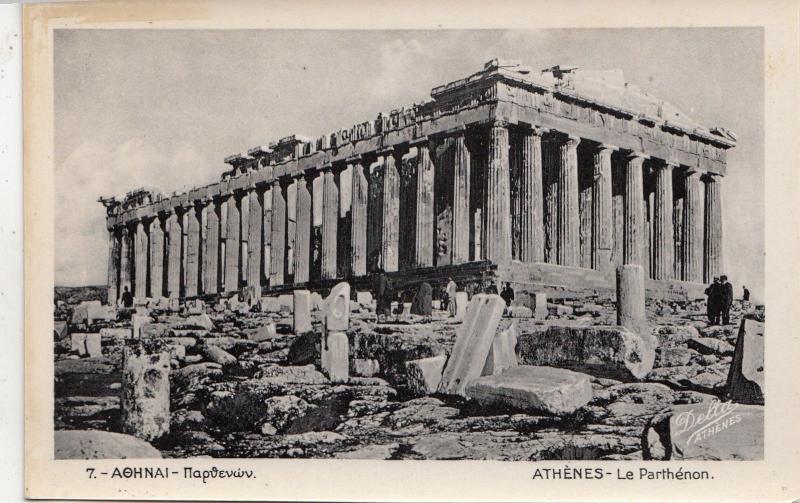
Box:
[500,282,515,307]
[445,277,458,318]
[742,285,751,302]
[720,275,734,324]
[705,277,721,325]
[119,286,134,309]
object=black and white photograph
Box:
[19,1,800,501]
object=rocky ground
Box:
[53,291,764,460]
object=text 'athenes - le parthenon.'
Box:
[99,59,736,304]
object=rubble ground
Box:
[53,292,764,460]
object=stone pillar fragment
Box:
[203,202,219,295]
[703,174,723,283]
[350,161,369,276]
[185,206,200,297]
[414,141,435,267]
[321,332,349,383]
[321,166,339,279]
[652,163,675,280]
[682,171,704,282]
[224,194,240,293]
[121,342,170,441]
[623,153,646,266]
[452,134,471,264]
[148,217,164,298]
[382,152,400,272]
[517,129,544,263]
[270,180,286,286]
[616,264,647,336]
[555,135,581,267]
[247,188,263,288]
[293,289,312,334]
[482,124,512,263]
[107,230,120,304]
[134,220,148,299]
[166,211,181,298]
[592,145,614,271]
[295,177,312,283]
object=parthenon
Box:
[100,59,736,303]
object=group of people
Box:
[705,275,734,325]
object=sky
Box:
[54,28,764,298]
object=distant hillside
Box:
[54,285,107,305]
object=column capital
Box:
[549,131,580,146]
[624,150,649,161]
[489,119,511,129]
[321,162,334,172]
[345,154,363,163]
[596,143,616,154]
[376,146,394,157]
[409,135,430,147]
[701,172,722,183]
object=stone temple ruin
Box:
[54,59,762,462]
[100,59,735,305]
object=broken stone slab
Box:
[506,305,533,318]
[354,358,381,377]
[655,347,693,367]
[200,344,238,367]
[185,299,206,315]
[246,323,277,342]
[356,291,373,306]
[287,331,319,365]
[293,290,312,334]
[516,325,656,380]
[533,293,548,320]
[85,333,102,358]
[259,296,282,313]
[132,315,151,339]
[174,314,215,331]
[325,282,350,331]
[405,355,447,396]
[439,294,506,396]
[652,325,701,347]
[482,320,518,376]
[54,430,162,459]
[99,327,131,341]
[321,331,349,383]
[687,337,735,356]
[725,318,764,405]
[70,333,88,356]
[465,365,593,416]
[54,320,68,340]
[548,303,574,316]
[642,402,764,460]
[121,341,171,441]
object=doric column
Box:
[652,162,675,280]
[223,194,240,293]
[246,187,263,288]
[337,164,353,278]
[366,157,384,271]
[270,179,286,286]
[482,122,512,263]
[682,170,704,282]
[148,217,164,298]
[413,141,434,267]
[120,226,132,295]
[262,184,272,285]
[203,201,219,295]
[452,132,471,264]
[623,152,646,266]
[107,229,120,303]
[311,172,324,280]
[321,165,339,279]
[381,150,400,272]
[703,174,723,282]
[556,135,581,267]
[166,210,182,298]
[240,189,251,284]
[591,144,614,271]
[350,160,368,276]
[517,128,545,263]
[184,204,201,297]
[294,175,312,283]
[133,220,148,299]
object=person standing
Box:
[705,277,720,325]
[743,285,751,302]
[372,268,393,322]
[119,286,134,309]
[720,275,734,324]
[500,282,515,307]
[445,277,458,318]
